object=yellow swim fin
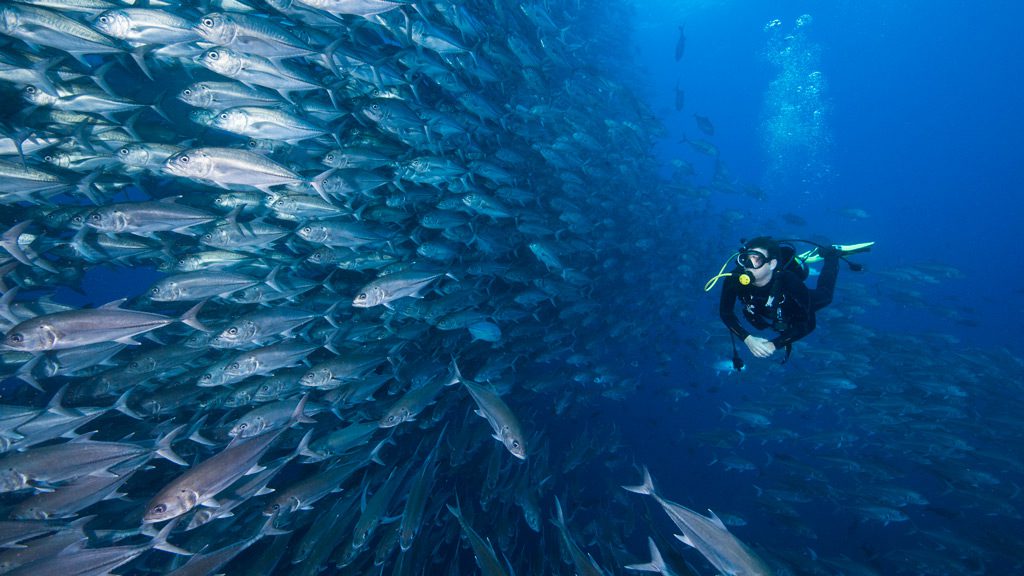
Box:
[836,241,874,255]
[799,242,874,264]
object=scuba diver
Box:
[706,237,873,369]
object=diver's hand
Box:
[744,336,776,358]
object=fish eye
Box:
[208,51,219,60]
[99,16,108,23]
[25,86,36,94]
[356,293,366,300]
[238,423,247,429]
[118,148,129,156]
[8,334,22,343]
[512,440,520,448]
[151,504,166,514]
[227,327,237,334]
[89,213,101,221]
[203,17,213,27]
[230,363,239,369]
[220,113,228,120]
[150,287,160,294]
[272,503,280,510]
[179,155,189,164]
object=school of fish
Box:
[0,0,696,574]
[2,1,1023,575]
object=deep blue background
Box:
[633,0,1023,352]
[617,1,1024,571]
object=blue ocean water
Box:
[633,1,1023,351]
[0,0,1021,574]
[621,1,1024,573]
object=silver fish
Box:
[2,300,205,352]
[85,199,217,235]
[0,4,122,65]
[143,398,308,523]
[352,270,448,308]
[212,106,328,144]
[624,467,774,576]
[454,364,527,460]
[294,0,406,18]
[196,46,323,102]
[163,146,309,193]
[92,8,198,46]
[194,12,314,59]
[147,270,263,302]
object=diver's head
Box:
[738,236,778,286]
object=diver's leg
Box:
[810,254,839,311]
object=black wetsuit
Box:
[719,254,839,349]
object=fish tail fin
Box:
[0,284,19,324]
[298,431,321,461]
[128,45,157,81]
[260,510,291,537]
[446,502,461,521]
[288,393,311,427]
[151,518,191,556]
[622,466,655,496]
[448,357,467,385]
[44,383,77,416]
[310,168,335,203]
[149,90,173,124]
[155,423,188,466]
[551,495,566,529]
[291,429,314,461]
[15,356,45,392]
[1,220,39,270]
[264,265,282,293]
[114,389,145,420]
[179,300,209,332]
[624,537,667,573]
[371,436,395,466]
[446,490,466,524]
[187,415,217,446]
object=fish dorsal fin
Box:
[69,431,99,443]
[707,508,727,530]
[99,298,128,309]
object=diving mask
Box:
[737,250,769,269]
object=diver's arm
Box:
[771,273,815,347]
[719,277,750,340]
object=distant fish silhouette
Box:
[674,80,685,111]
[693,113,715,136]
[675,24,686,60]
